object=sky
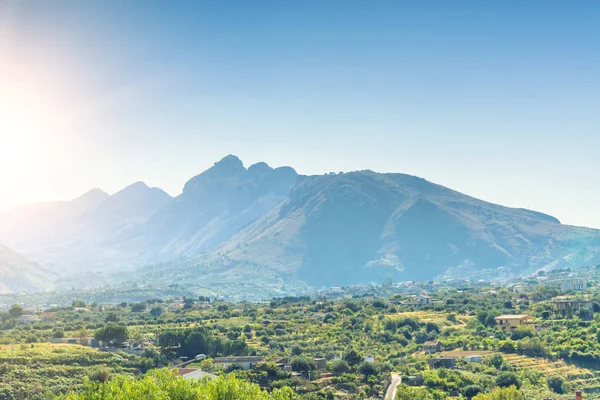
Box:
[0,0,599,227]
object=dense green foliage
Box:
[60,369,296,399]
[3,269,600,399]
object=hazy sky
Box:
[0,0,599,227]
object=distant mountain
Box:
[0,183,172,271]
[141,155,298,259]
[2,155,600,296]
[0,243,55,294]
[203,171,600,287]
[0,188,109,248]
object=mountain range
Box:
[1,155,599,296]
[0,243,54,294]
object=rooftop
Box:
[213,356,264,363]
[494,315,533,320]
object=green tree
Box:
[130,303,146,312]
[328,360,350,376]
[496,372,521,389]
[395,386,433,400]
[465,385,483,399]
[149,307,163,317]
[8,304,23,318]
[472,386,525,400]
[60,369,295,399]
[547,376,567,394]
[95,324,128,345]
[291,356,317,375]
[343,349,362,366]
[358,361,380,379]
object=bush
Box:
[547,376,567,394]
[328,360,350,376]
[495,372,521,389]
[464,385,483,399]
[358,361,380,378]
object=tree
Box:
[472,387,525,400]
[76,328,90,345]
[464,385,483,399]
[104,313,119,323]
[328,360,350,376]
[72,300,86,308]
[95,324,128,345]
[358,361,380,379]
[291,356,317,374]
[149,307,163,317]
[395,386,433,400]
[8,304,23,318]
[130,303,146,312]
[547,376,567,394]
[291,344,303,355]
[495,372,521,389]
[343,349,362,366]
[183,298,195,309]
[62,369,295,399]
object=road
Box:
[385,373,402,399]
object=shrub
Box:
[495,372,521,389]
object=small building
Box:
[17,315,40,324]
[423,341,442,354]
[494,315,535,330]
[313,358,327,372]
[363,355,376,364]
[406,375,424,386]
[50,337,101,348]
[465,355,482,363]
[552,295,593,317]
[403,295,434,310]
[41,312,57,322]
[561,279,585,293]
[213,356,264,370]
[427,357,456,369]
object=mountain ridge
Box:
[0,243,55,294]
[1,155,599,296]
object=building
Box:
[363,355,376,364]
[213,356,264,370]
[313,358,327,372]
[41,312,57,322]
[423,341,442,354]
[406,375,424,386]
[494,315,535,330]
[17,315,40,324]
[465,355,482,363]
[50,337,101,348]
[561,279,585,293]
[403,295,433,309]
[427,357,456,369]
[552,295,593,317]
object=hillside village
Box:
[3,265,600,399]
